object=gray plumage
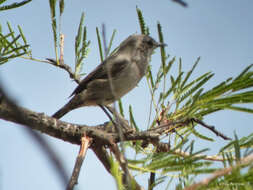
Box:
[52,34,166,119]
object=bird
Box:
[52,34,166,119]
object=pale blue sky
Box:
[1,0,253,189]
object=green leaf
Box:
[49,0,58,64]
[75,12,85,55]
[7,22,16,46]
[233,64,253,82]
[181,72,212,94]
[3,34,20,53]
[157,22,166,70]
[181,57,200,88]
[0,0,31,11]
[227,105,253,114]
[96,27,104,62]
[190,88,203,106]
[18,25,27,45]
[200,72,253,100]
[180,73,214,104]
[0,51,26,64]
[75,12,85,49]
[191,128,214,142]
[153,64,164,88]
[4,44,29,55]
[0,23,29,65]
[0,59,8,65]
[59,0,64,15]
[129,105,139,131]
[164,56,175,76]
[109,156,124,190]
[164,72,184,99]
[0,0,7,5]
[136,6,149,35]
[207,91,253,105]
[107,29,116,56]
[234,132,241,161]
[147,65,155,89]
[74,13,90,77]
[189,148,210,158]
[49,0,56,18]
[219,132,253,153]
[118,99,124,117]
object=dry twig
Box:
[67,135,92,190]
[183,154,253,190]
[46,58,81,84]
[173,149,232,162]
[192,118,231,140]
[59,33,65,65]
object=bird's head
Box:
[118,34,167,55]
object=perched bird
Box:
[52,34,166,119]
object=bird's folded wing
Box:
[69,58,129,97]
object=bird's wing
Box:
[70,58,129,96]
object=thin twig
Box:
[46,58,81,84]
[67,134,92,190]
[20,56,81,84]
[183,154,253,190]
[148,172,156,190]
[173,149,234,162]
[59,33,65,65]
[152,118,231,140]
[99,105,116,127]
[106,105,134,132]
[149,119,187,132]
[192,118,232,140]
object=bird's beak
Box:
[156,43,167,47]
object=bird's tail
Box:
[52,103,72,119]
[52,94,83,119]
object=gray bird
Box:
[52,34,166,119]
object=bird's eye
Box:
[147,39,154,46]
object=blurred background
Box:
[0,0,253,189]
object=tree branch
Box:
[1,98,231,147]
[0,98,166,146]
[0,87,234,190]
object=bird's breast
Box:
[111,61,143,98]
